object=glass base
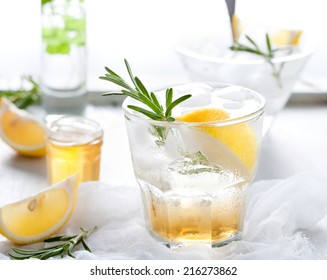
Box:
[149,229,242,249]
[41,87,87,115]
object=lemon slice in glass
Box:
[0,174,78,244]
[0,98,46,157]
[177,108,257,172]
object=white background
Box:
[0,0,326,91]
[1,260,327,279]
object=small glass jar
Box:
[46,115,103,185]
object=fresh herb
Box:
[230,34,292,88]
[100,59,192,142]
[9,227,96,260]
[0,76,40,109]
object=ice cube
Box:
[163,127,250,180]
[168,151,222,175]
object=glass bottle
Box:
[41,0,87,115]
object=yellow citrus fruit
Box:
[231,15,245,42]
[177,108,257,171]
[0,174,78,244]
[231,15,303,46]
[0,98,46,157]
[270,29,303,46]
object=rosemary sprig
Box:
[100,59,191,122]
[9,227,96,260]
[230,34,292,88]
[100,59,192,143]
[0,76,40,109]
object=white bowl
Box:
[176,35,315,134]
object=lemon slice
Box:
[231,15,303,46]
[0,98,46,157]
[270,29,303,46]
[0,174,78,244]
[177,108,257,172]
[231,15,245,42]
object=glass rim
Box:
[122,82,266,127]
[46,115,103,144]
[175,45,314,65]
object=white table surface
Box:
[0,102,327,243]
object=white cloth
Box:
[1,171,327,260]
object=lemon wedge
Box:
[0,174,78,244]
[231,15,303,46]
[270,29,303,46]
[177,108,257,172]
[0,98,46,157]
[231,15,245,42]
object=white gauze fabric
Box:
[1,171,327,260]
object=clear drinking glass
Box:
[123,83,265,247]
[46,116,103,185]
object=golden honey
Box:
[46,116,103,185]
[141,182,246,245]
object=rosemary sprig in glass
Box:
[0,76,40,109]
[230,34,292,88]
[9,227,96,260]
[100,59,192,143]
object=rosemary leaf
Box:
[40,247,64,260]
[102,92,125,96]
[81,238,91,252]
[9,227,96,260]
[150,92,161,111]
[165,94,192,118]
[266,33,273,56]
[67,250,76,259]
[12,244,63,255]
[8,253,31,260]
[105,66,120,77]
[165,88,173,111]
[0,76,40,109]
[121,90,142,101]
[134,77,150,99]
[124,59,141,92]
[12,248,50,256]
[99,76,133,91]
[136,94,163,116]
[245,35,260,50]
[45,235,77,242]
[127,105,163,120]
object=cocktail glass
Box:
[123,83,265,247]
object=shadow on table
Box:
[3,154,47,181]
